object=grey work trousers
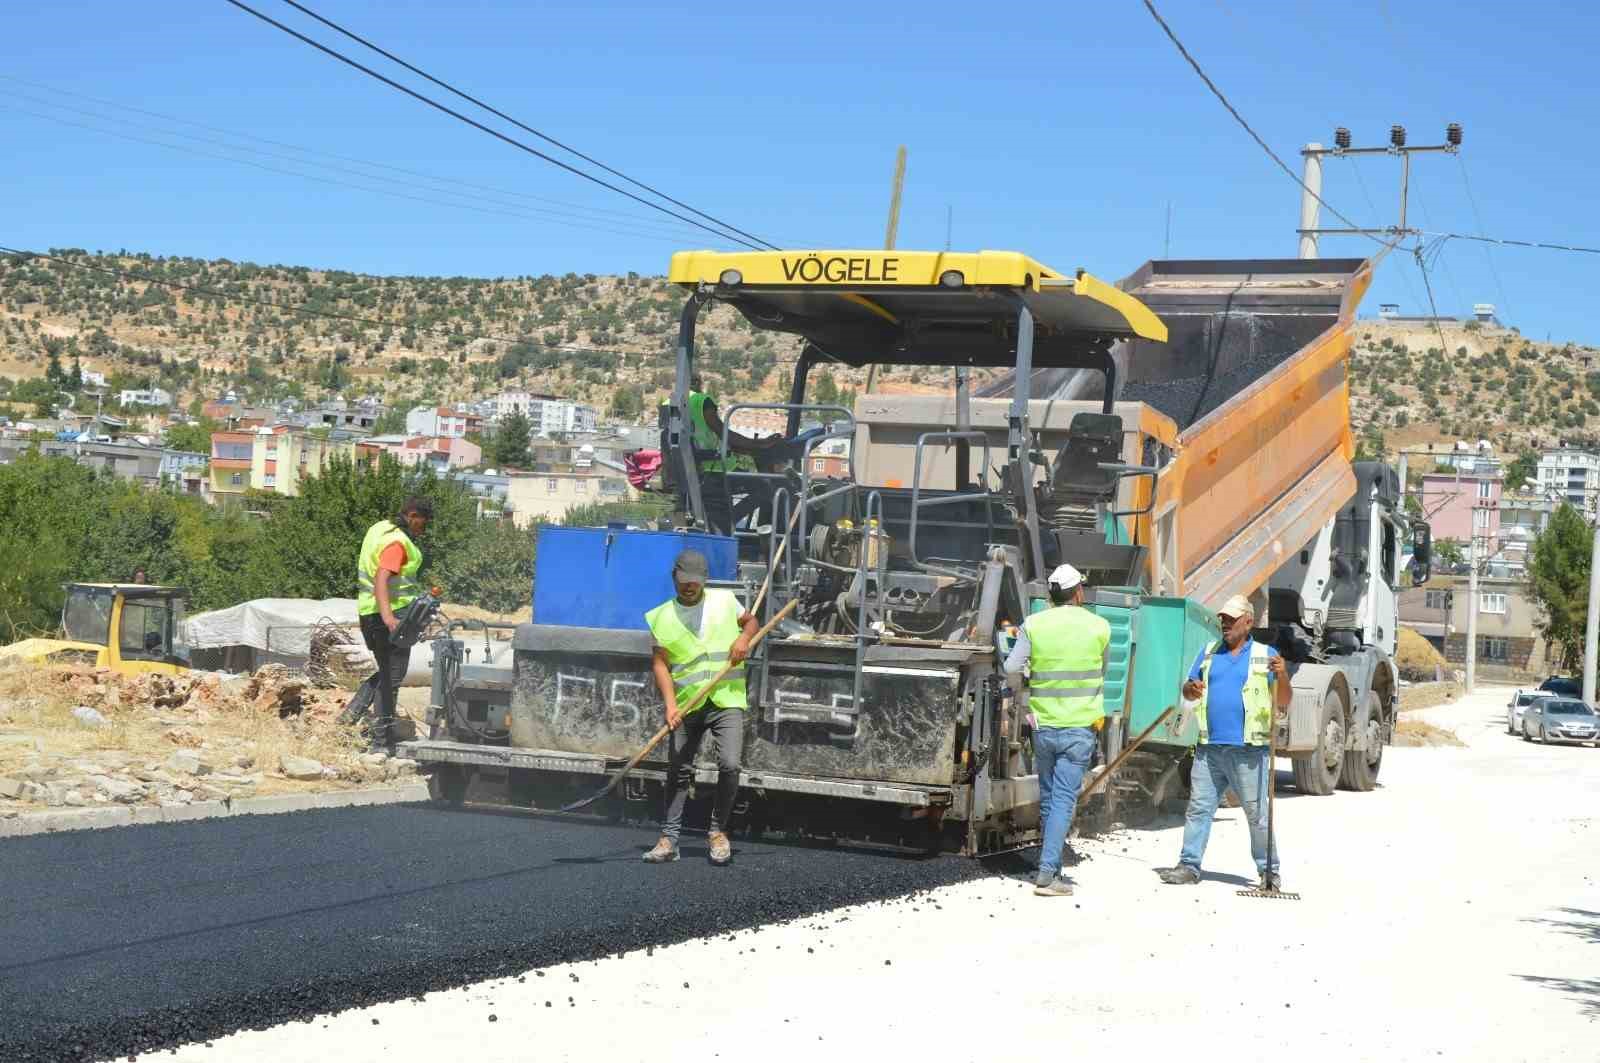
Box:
[661,706,745,840]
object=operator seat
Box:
[1044,412,1124,530]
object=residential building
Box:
[1419,471,1501,556]
[504,469,636,526]
[118,387,173,409]
[806,435,852,479]
[160,450,209,497]
[81,370,106,387]
[1497,492,1556,578]
[405,405,481,439]
[210,426,355,498]
[494,390,535,421]
[532,398,598,436]
[305,397,385,435]
[38,439,164,488]
[1398,573,1551,680]
[390,435,482,473]
[458,472,512,520]
[1536,447,1600,517]
[209,431,255,499]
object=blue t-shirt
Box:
[1188,641,1279,746]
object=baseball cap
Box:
[1219,593,1255,620]
[1047,563,1084,591]
[672,549,710,582]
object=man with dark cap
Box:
[641,548,758,865]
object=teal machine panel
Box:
[1126,597,1221,748]
[1088,588,1140,716]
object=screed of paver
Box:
[135,686,1598,1063]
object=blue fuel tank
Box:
[531,525,738,631]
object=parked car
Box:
[1538,676,1582,698]
[1523,698,1600,746]
[1508,689,1556,735]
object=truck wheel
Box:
[1339,692,1383,792]
[427,766,467,806]
[1291,690,1344,796]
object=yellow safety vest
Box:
[1022,604,1110,728]
[645,588,747,712]
[356,520,423,618]
[1195,640,1275,746]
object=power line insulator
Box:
[1390,124,1407,148]
[1334,127,1352,150]
[1446,122,1463,147]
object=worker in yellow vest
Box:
[1159,593,1291,891]
[354,497,432,754]
[1003,563,1110,897]
[641,549,758,866]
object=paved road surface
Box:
[0,803,982,1061]
[134,686,1600,1063]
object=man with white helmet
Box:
[1159,593,1291,891]
[1003,562,1110,897]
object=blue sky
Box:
[6,1,1599,343]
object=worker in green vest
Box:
[353,497,432,754]
[663,375,777,534]
[641,549,758,866]
[1003,563,1110,897]
[1159,593,1291,892]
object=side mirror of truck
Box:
[1409,560,1430,587]
[1411,522,1433,569]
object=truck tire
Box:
[1291,690,1344,796]
[1339,692,1384,792]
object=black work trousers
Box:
[661,706,745,840]
[358,612,410,750]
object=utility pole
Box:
[1585,519,1600,704]
[1297,143,1323,259]
[865,146,907,397]
[1297,124,1463,249]
[1465,532,1478,693]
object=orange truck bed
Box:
[1114,258,1374,609]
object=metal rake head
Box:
[1237,887,1301,900]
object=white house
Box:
[405,405,480,439]
[119,387,173,408]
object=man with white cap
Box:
[1159,593,1291,890]
[1003,562,1110,897]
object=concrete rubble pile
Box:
[0,664,418,817]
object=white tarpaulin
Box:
[184,598,359,658]
[183,597,437,685]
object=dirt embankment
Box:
[0,663,420,816]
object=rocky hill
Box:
[3,249,1597,470]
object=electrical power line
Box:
[1422,231,1600,256]
[1454,155,1513,321]
[222,0,771,251]
[0,102,717,247]
[1141,0,1398,251]
[0,74,734,233]
[275,0,781,253]
[0,244,664,362]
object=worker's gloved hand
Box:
[1092,716,1105,733]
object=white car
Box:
[1508,689,1555,735]
[1523,698,1600,746]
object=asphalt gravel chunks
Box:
[0,804,984,1062]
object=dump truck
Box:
[400,250,1429,854]
[0,583,192,675]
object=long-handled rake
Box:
[1237,724,1299,900]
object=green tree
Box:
[560,497,671,528]
[1504,448,1538,491]
[1434,539,1465,568]
[371,406,408,435]
[608,386,642,420]
[812,369,839,405]
[1528,503,1593,672]
[164,417,219,454]
[493,411,532,468]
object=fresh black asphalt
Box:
[0,803,988,1062]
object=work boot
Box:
[1158,864,1202,885]
[708,831,732,866]
[1033,875,1074,898]
[641,837,679,863]
[1260,871,1284,893]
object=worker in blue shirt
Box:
[1159,594,1292,891]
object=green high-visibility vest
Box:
[645,588,747,712]
[356,519,423,618]
[1195,640,1275,745]
[687,390,734,472]
[1022,604,1110,728]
